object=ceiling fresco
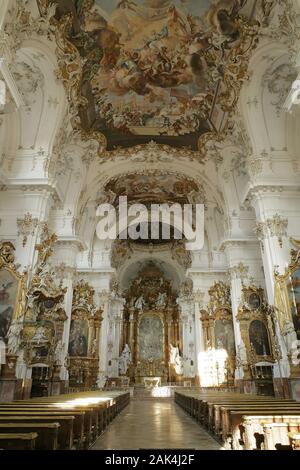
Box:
[45,0,271,151]
[104,173,200,205]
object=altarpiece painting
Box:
[138,314,164,361]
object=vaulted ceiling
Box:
[44,0,271,151]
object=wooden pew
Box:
[0,391,130,450]
[0,423,59,450]
[3,403,96,445]
[4,402,106,444]
[175,391,300,451]
[242,416,300,450]
[220,405,300,448]
[0,415,74,450]
[0,432,38,450]
[0,410,84,449]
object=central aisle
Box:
[91,400,222,450]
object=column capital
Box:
[228,262,250,281]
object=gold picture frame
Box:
[0,242,26,340]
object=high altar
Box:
[121,264,181,384]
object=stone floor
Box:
[91,400,222,450]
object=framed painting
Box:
[215,318,235,356]
[249,320,271,357]
[248,292,262,310]
[0,267,22,340]
[68,317,89,357]
[138,313,164,361]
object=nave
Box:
[91,400,221,451]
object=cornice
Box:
[2,178,63,202]
[219,238,259,251]
[243,184,300,204]
[55,236,87,252]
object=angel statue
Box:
[7,320,23,355]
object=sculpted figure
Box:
[7,320,23,355]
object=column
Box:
[193,290,206,385]
[52,241,80,384]
[177,294,196,379]
[98,291,111,382]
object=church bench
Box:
[7,403,96,442]
[220,406,300,447]
[5,391,130,448]
[0,415,74,450]
[174,391,300,450]
[289,433,300,450]
[11,401,107,439]
[0,410,84,449]
[175,392,293,429]
[208,400,296,433]
[0,422,60,450]
[242,416,300,451]
[0,432,38,450]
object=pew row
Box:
[0,390,130,450]
[175,391,300,450]
[0,433,38,450]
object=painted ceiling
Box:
[50,1,268,151]
[104,173,199,205]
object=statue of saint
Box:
[7,320,23,355]
[134,295,145,311]
[119,344,132,375]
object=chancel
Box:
[0,0,300,453]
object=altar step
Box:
[132,385,173,400]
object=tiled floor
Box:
[91,400,221,450]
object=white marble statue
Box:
[119,344,132,375]
[7,320,23,355]
[169,344,178,364]
[156,292,167,308]
[169,344,183,376]
[134,295,145,311]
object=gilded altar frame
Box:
[274,242,300,377]
[201,281,236,384]
[0,242,26,338]
[68,280,102,388]
[237,286,276,378]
